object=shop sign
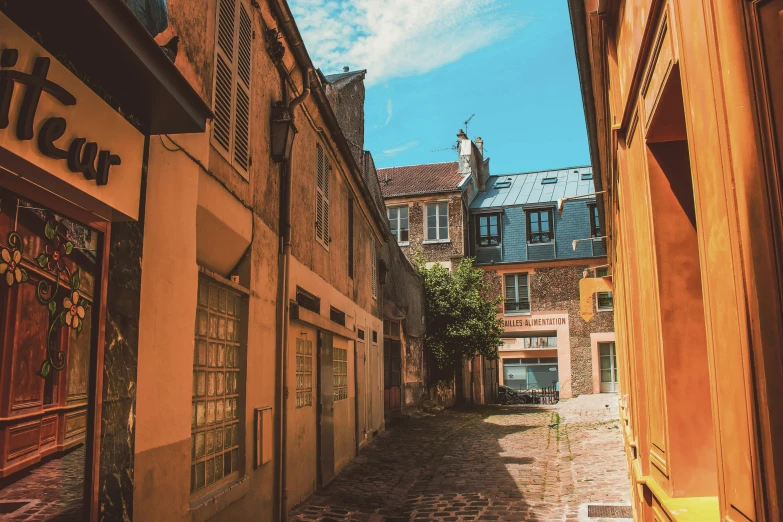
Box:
[0,13,144,220]
[503,317,567,328]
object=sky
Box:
[288,0,590,175]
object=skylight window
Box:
[494,176,513,188]
[581,171,593,180]
[541,175,558,185]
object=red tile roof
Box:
[376,161,462,198]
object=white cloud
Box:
[290,0,528,85]
[383,140,419,156]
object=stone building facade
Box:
[470,167,614,399]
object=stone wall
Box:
[397,194,465,266]
[482,264,614,396]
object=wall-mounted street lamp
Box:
[582,264,611,278]
[557,191,607,215]
[270,101,297,163]
[572,236,608,251]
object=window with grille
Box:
[316,144,331,248]
[596,267,613,311]
[477,213,501,247]
[212,0,252,177]
[589,204,601,237]
[371,239,377,300]
[333,347,348,401]
[192,275,242,496]
[526,209,554,243]
[388,206,409,244]
[296,338,313,408]
[504,273,530,314]
[425,202,449,241]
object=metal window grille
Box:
[192,275,242,495]
[296,338,313,408]
[333,347,348,401]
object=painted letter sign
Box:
[0,13,144,220]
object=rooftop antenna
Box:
[464,114,475,137]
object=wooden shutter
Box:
[316,145,330,247]
[371,240,377,299]
[212,0,251,177]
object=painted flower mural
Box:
[0,232,29,286]
[63,291,86,330]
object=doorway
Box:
[599,342,618,393]
[0,185,106,521]
[316,332,334,488]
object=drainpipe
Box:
[275,67,311,522]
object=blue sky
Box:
[289,0,589,175]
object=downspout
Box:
[275,67,311,522]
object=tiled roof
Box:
[470,166,594,209]
[323,69,367,84]
[376,161,463,198]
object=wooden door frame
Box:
[0,168,111,522]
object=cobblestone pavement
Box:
[0,444,85,521]
[289,394,630,522]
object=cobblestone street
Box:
[289,395,630,522]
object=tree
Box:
[416,257,504,373]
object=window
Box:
[581,171,593,180]
[526,209,554,244]
[521,335,558,349]
[372,330,378,344]
[425,202,449,241]
[357,329,365,340]
[383,319,401,339]
[212,0,252,176]
[596,267,613,311]
[541,175,558,185]
[295,338,313,407]
[371,239,378,300]
[348,199,354,278]
[388,206,409,244]
[333,347,348,401]
[296,287,320,314]
[330,306,346,327]
[192,275,242,495]
[477,213,501,247]
[589,204,601,237]
[315,144,331,248]
[504,273,530,314]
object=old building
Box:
[0,0,401,520]
[469,166,614,399]
[570,0,783,520]
[322,66,428,419]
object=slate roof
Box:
[376,161,463,198]
[470,166,595,209]
[323,69,367,84]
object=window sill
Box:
[190,476,249,522]
[527,242,554,246]
[504,312,532,317]
[398,242,410,247]
[597,308,614,312]
[423,239,451,245]
[477,245,501,249]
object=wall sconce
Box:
[270,101,297,163]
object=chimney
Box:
[476,137,484,158]
[343,66,350,72]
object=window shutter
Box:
[213,0,235,153]
[233,5,251,170]
[371,240,377,299]
[212,0,251,176]
[315,145,330,247]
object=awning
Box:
[2,0,212,135]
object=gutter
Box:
[274,66,311,522]
[268,0,389,241]
[567,0,609,245]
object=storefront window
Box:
[0,186,104,520]
[503,358,559,391]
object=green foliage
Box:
[416,256,504,371]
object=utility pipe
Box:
[275,67,310,522]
